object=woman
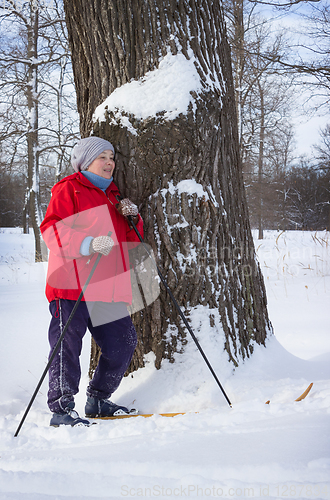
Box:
[40,136,143,427]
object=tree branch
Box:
[248,0,320,7]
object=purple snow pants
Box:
[47,299,137,414]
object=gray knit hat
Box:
[71,137,115,172]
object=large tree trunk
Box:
[63,0,273,373]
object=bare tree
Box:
[247,0,320,8]
[313,124,330,228]
[224,0,329,234]
[224,2,296,236]
[248,1,330,110]
[284,160,329,229]
[223,0,247,146]
[63,0,273,373]
[0,0,78,258]
[314,124,330,170]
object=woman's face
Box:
[87,149,115,179]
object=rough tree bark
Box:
[63,0,273,373]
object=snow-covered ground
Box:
[0,228,329,500]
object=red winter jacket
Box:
[40,172,143,304]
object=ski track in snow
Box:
[0,228,329,500]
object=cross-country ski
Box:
[265,383,314,404]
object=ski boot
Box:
[50,401,91,427]
[85,396,137,418]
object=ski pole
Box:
[14,235,110,437]
[123,207,232,408]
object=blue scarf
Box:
[82,171,113,192]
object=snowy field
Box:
[0,228,329,500]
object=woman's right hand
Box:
[116,198,139,217]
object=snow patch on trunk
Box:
[93,52,203,129]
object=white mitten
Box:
[117,198,139,217]
[90,235,114,256]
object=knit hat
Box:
[71,137,115,172]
